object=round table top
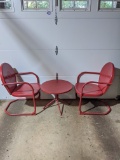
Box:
[41,79,73,95]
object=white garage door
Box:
[0,0,120,99]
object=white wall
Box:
[0,0,120,99]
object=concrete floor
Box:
[0,98,120,160]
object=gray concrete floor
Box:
[0,98,120,160]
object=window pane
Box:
[100,1,112,8]
[0,1,11,9]
[62,1,74,9]
[23,1,36,9]
[99,0,120,9]
[23,0,50,10]
[75,1,87,8]
[61,0,89,10]
[37,1,49,9]
[28,1,36,8]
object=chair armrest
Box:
[17,72,39,83]
[83,81,111,87]
[77,72,100,83]
[3,82,35,94]
[76,81,112,95]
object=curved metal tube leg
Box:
[32,95,36,115]
[79,96,83,115]
[78,97,111,115]
[5,95,37,116]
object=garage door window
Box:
[99,0,120,10]
[60,0,91,11]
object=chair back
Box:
[0,63,17,94]
[99,62,115,93]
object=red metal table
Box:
[41,79,73,115]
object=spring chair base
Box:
[5,92,40,116]
[79,98,111,115]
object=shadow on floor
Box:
[24,98,120,115]
[1,99,120,160]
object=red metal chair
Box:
[0,63,40,116]
[75,62,115,115]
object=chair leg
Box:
[78,96,83,115]
[78,98,111,115]
[5,95,37,116]
[36,91,40,100]
[43,99,55,110]
[32,95,37,115]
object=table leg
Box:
[56,99,62,116]
[43,99,55,110]
[55,94,63,116]
[43,94,63,116]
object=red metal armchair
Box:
[75,62,115,115]
[0,63,40,116]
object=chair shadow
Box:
[25,99,58,115]
[25,97,120,115]
[25,97,89,115]
[78,98,120,113]
[26,98,66,115]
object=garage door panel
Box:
[54,50,120,76]
[57,19,120,50]
[0,50,57,76]
[0,19,57,50]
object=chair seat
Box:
[75,83,103,97]
[12,83,40,97]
